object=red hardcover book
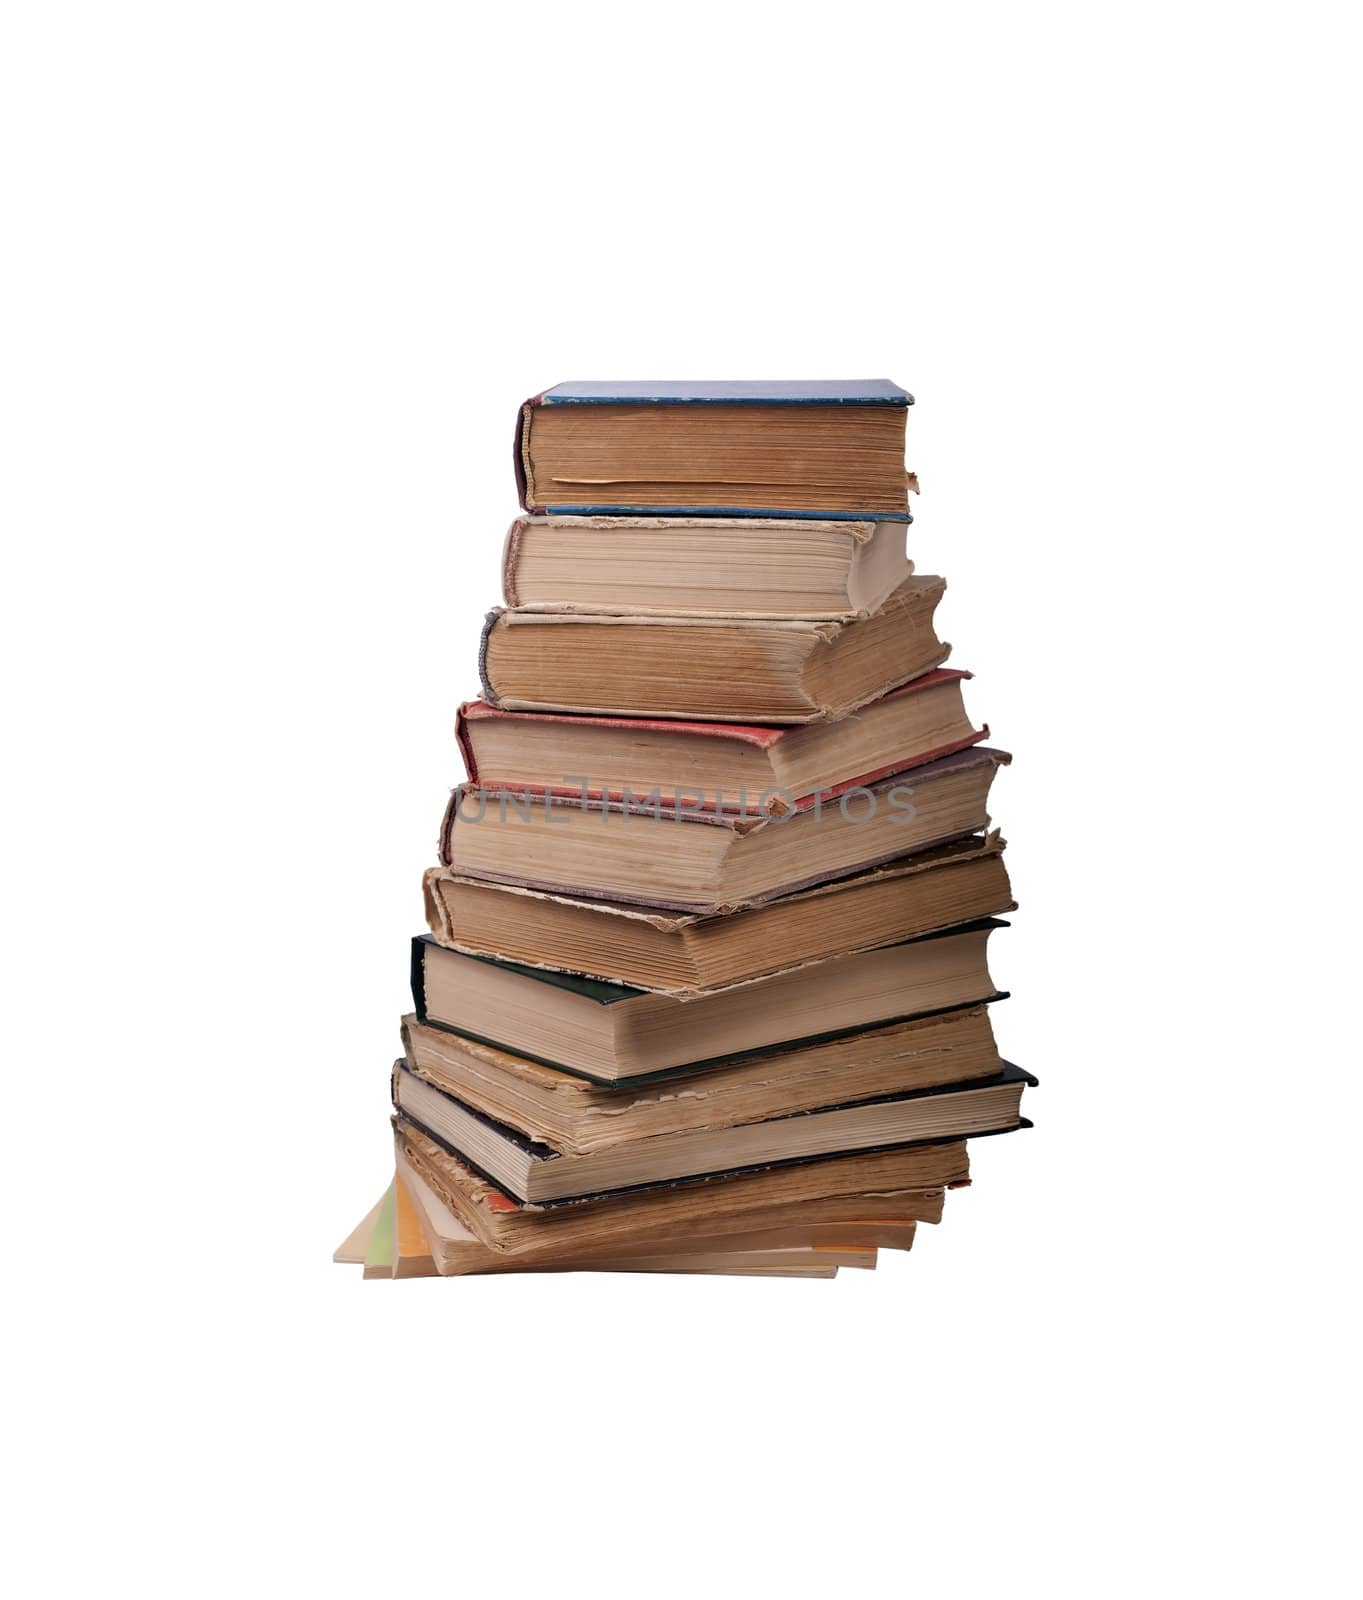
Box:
[453,668,986,820]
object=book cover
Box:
[531,380,913,405]
[499,513,917,615]
[361,1183,396,1278]
[394,1055,1035,1203]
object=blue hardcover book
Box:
[514,380,915,521]
[532,379,912,406]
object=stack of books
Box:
[336,379,1034,1281]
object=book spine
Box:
[423,866,456,941]
[409,935,431,1022]
[453,703,480,785]
[477,609,501,704]
[513,397,541,511]
[538,503,912,522]
[437,790,459,867]
[500,517,528,607]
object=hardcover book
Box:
[515,379,915,519]
[423,832,1015,994]
[400,1000,1004,1154]
[393,1059,1035,1204]
[440,745,1009,913]
[454,668,985,818]
[393,1178,439,1278]
[394,1116,970,1257]
[410,918,1006,1082]
[501,514,914,618]
[479,574,948,723]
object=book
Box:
[332,1191,387,1264]
[410,919,1005,1082]
[515,379,914,519]
[440,745,1008,913]
[400,1002,1003,1155]
[501,514,913,618]
[424,832,1014,994]
[337,1162,914,1277]
[393,1178,438,1278]
[361,1183,396,1279]
[393,1059,1034,1203]
[395,1116,968,1257]
[395,1154,878,1278]
[479,574,947,723]
[454,669,984,818]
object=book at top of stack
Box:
[513,379,917,520]
[336,379,1033,1283]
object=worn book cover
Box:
[410,918,1009,1084]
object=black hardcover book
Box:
[392,1059,1036,1205]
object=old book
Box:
[425,832,1013,994]
[515,379,914,519]
[479,575,947,723]
[394,1059,1033,1203]
[400,1003,1003,1156]
[361,1183,396,1279]
[395,1154,876,1278]
[332,1191,387,1264]
[395,1116,968,1256]
[393,1178,438,1278]
[440,745,1008,912]
[501,515,912,618]
[336,1164,853,1278]
[411,919,1005,1082]
[454,669,983,818]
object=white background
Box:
[3,4,1359,1596]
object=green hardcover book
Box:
[410,919,1006,1083]
[361,1183,396,1279]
